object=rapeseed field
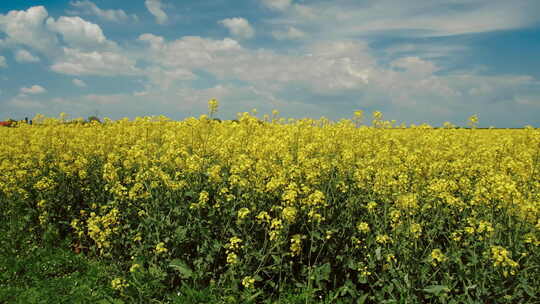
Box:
[1,101,539,303]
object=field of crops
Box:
[1,105,539,303]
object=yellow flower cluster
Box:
[282,206,297,223]
[225,237,243,265]
[237,208,250,220]
[130,263,142,272]
[486,246,519,271]
[241,276,255,289]
[430,249,447,266]
[256,211,271,224]
[87,208,120,250]
[155,242,168,254]
[356,222,370,233]
[111,277,129,291]
[290,234,306,257]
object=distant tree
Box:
[87,116,101,123]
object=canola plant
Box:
[1,102,539,303]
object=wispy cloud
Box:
[68,1,137,23]
[261,0,293,11]
[271,26,306,40]
[145,0,168,25]
[267,0,540,38]
[72,78,87,87]
[20,85,46,95]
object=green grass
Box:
[0,241,362,304]
[0,241,122,304]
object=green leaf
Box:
[357,294,369,304]
[169,259,193,279]
[98,299,124,304]
[375,247,382,261]
[245,291,263,303]
[423,285,450,296]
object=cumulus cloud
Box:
[46,16,116,50]
[68,1,137,23]
[262,0,293,11]
[219,18,255,39]
[138,34,242,68]
[272,26,305,40]
[145,67,196,90]
[0,5,117,57]
[14,49,40,62]
[72,78,87,87]
[138,35,375,94]
[145,0,168,25]
[138,34,240,88]
[0,56,6,68]
[0,6,58,53]
[20,85,46,95]
[51,47,139,76]
[138,33,165,50]
[0,6,126,76]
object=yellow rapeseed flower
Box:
[155,242,168,254]
[242,276,255,289]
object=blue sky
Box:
[1,0,540,127]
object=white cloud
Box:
[0,6,118,57]
[138,33,164,50]
[0,56,6,68]
[46,16,116,50]
[145,66,196,90]
[51,47,139,76]
[0,6,58,53]
[20,85,46,95]
[68,1,137,23]
[514,96,540,107]
[138,34,240,88]
[219,18,255,39]
[139,35,375,94]
[15,49,40,62]
[271,26,305,40]
[83,94,126,105]
[145,0,168,25]
[390,56,439,77]
[138,34,242,69]
[134,33,540,126]
[7,96,46,109]
[383,43,468,61]
[267,0,540,39]
[133,91,149,97]
[262,0,293,11]
[72,78,87,87]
